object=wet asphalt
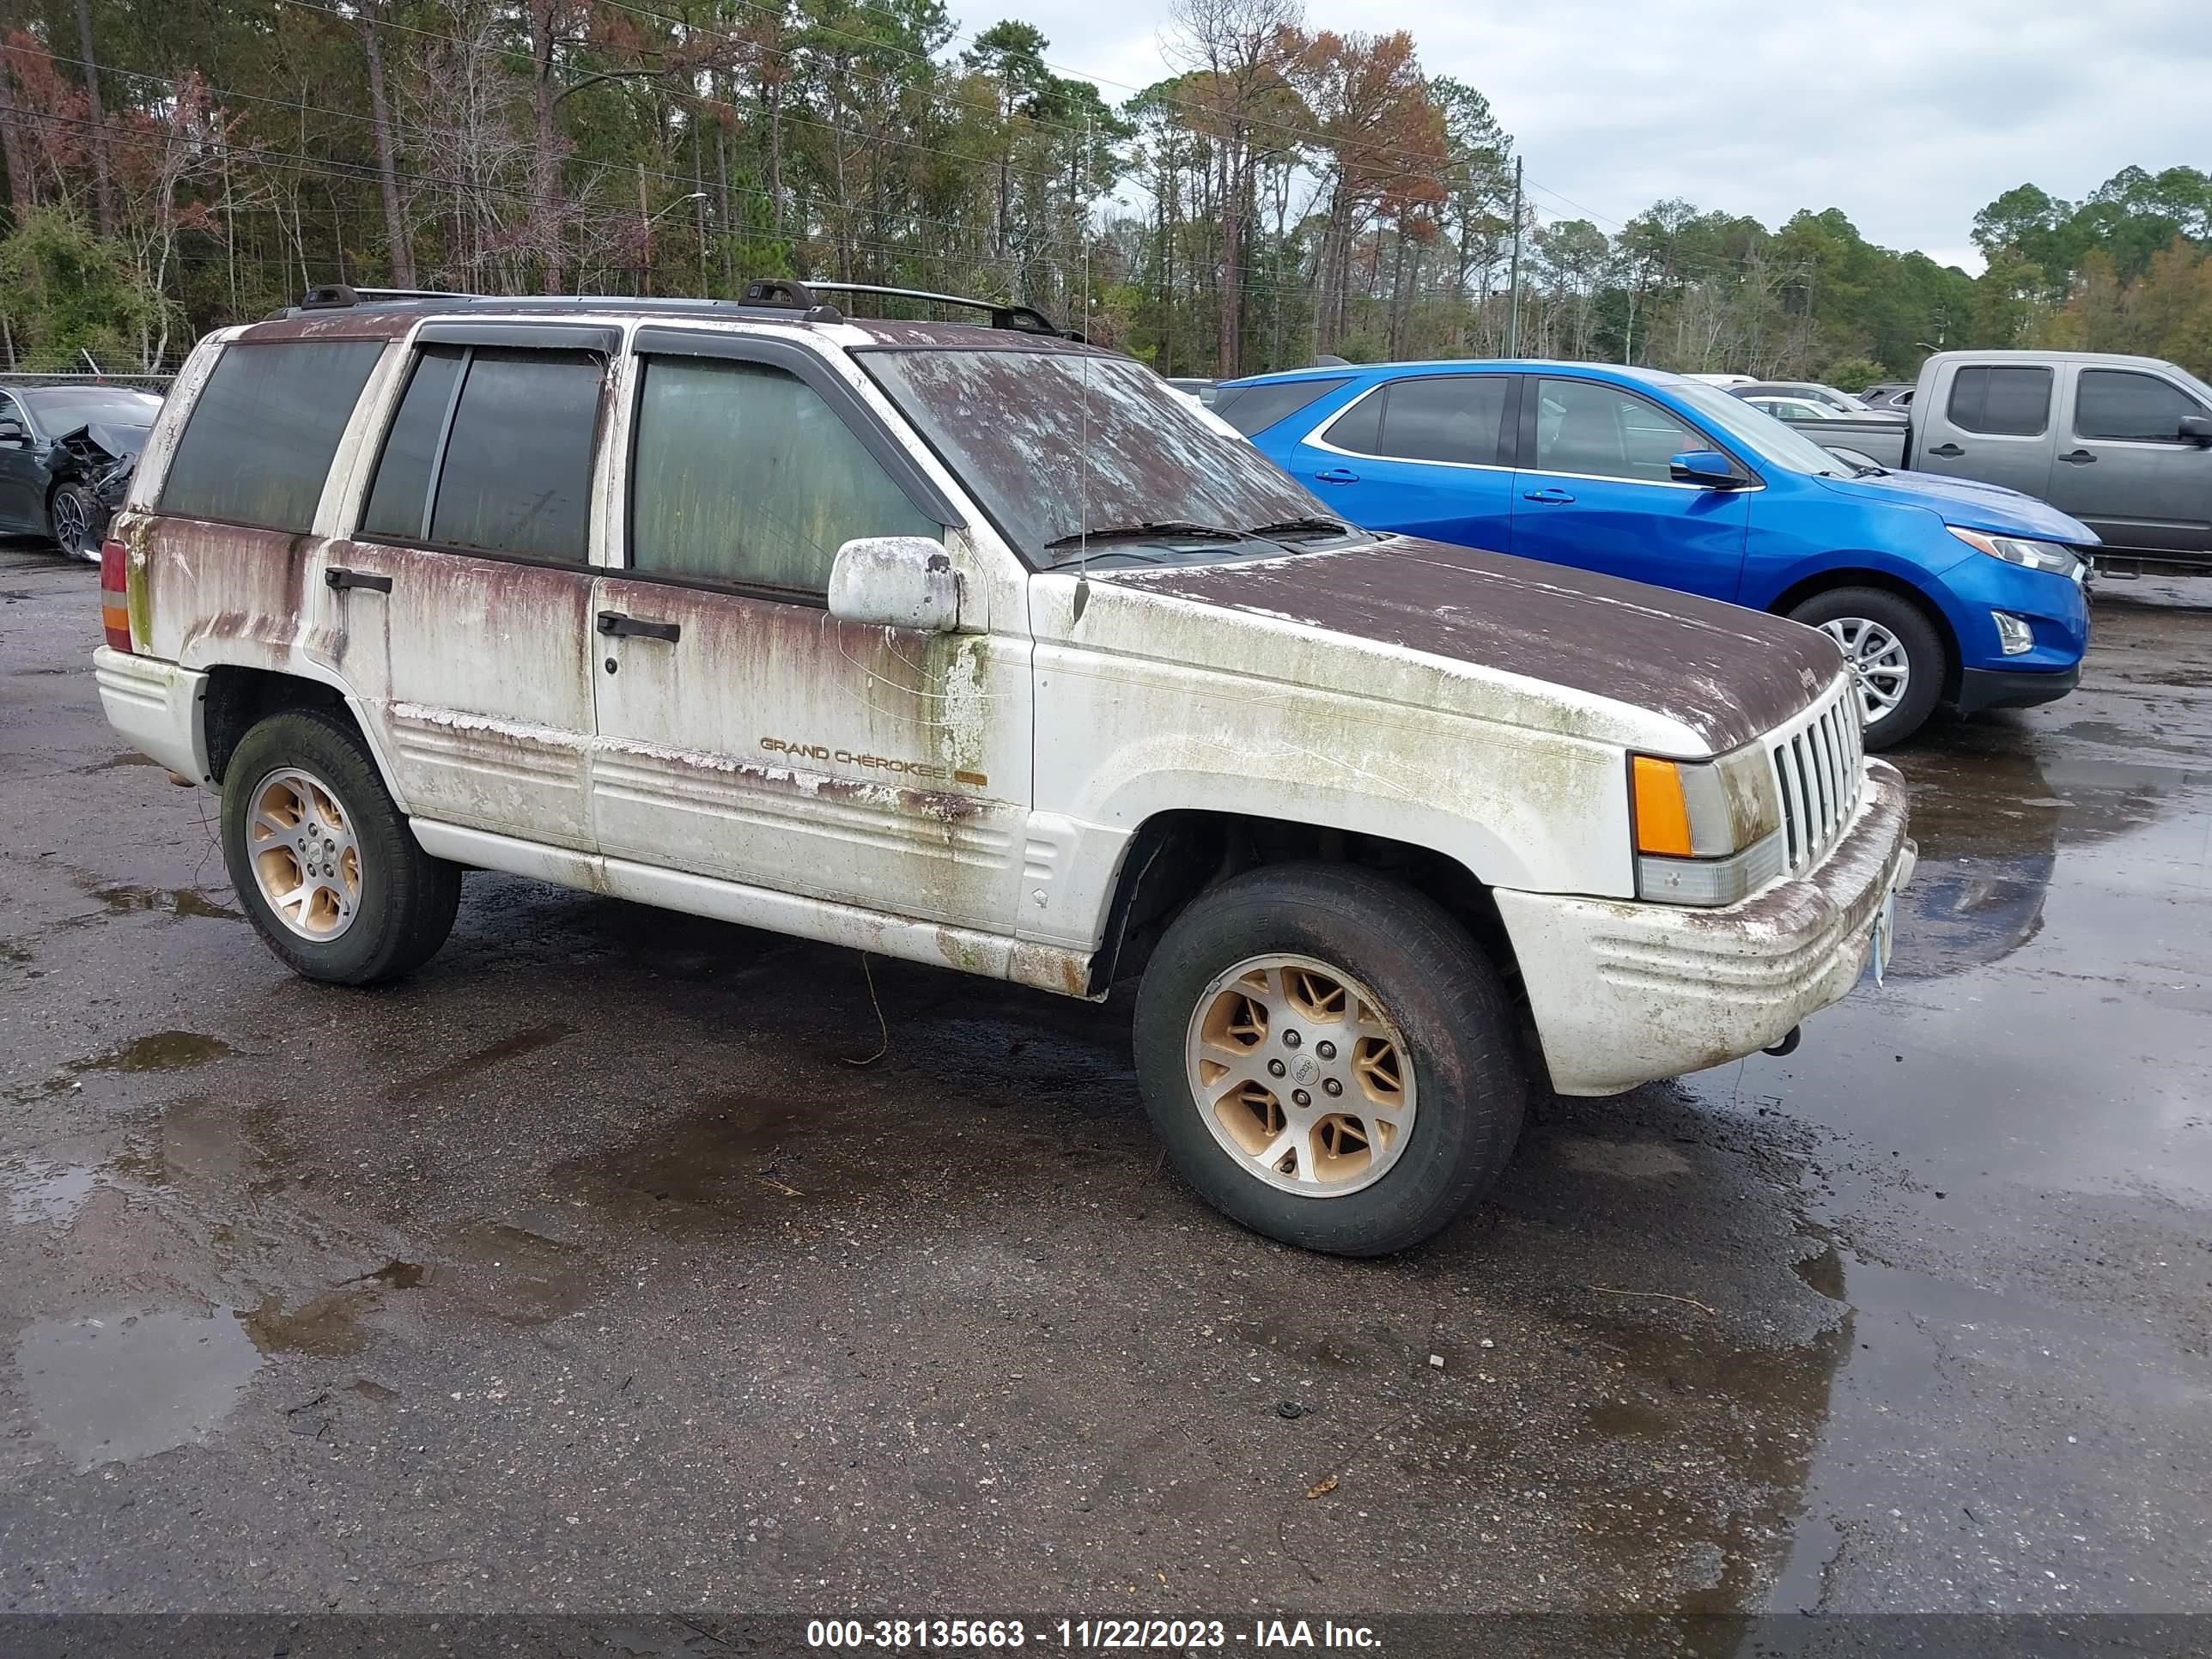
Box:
[1,544,2208,1629]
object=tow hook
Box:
[1763,1026,1802,1058]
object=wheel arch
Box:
[1770,568,1963,702]
[199,665,408,808]
[1087,809,1521,1005]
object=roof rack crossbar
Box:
[745,277,1081,340]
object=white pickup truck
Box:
[1784,349,2212,567]
[92,280,1915,1255]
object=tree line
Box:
[0,0,2204,386]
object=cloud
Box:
[1004,0,2212,271]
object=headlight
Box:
[1948,526,2082,578]
[1631,750,1786,907]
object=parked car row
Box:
[1214,356,2093,748]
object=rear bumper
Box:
[93,646,209,783]
[1495,759,1916,1096]
[1952,662,2080,715]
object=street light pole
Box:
[1504,156,1524,360]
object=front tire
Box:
[1133,863,1526,1256]
[1786,586,1946,750]
[221,708,459,985]
[47,481,99,562]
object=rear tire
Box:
[1786,586,1946,750]
[221,708,459,985]
[1133,863,1526,1256]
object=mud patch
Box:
[240,1262,424,1358]
[1555,1137,1695,1181]
[81,1030,235,1073]
[75,751,167,773]
[15,1309,263,1470]
[561,1094,835,1222]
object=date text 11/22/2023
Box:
[805,1618,1383,1649]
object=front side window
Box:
[361,346,601,562]
[161,340,384,532]
[629,355,938,595]
[1533,378,1700,483]
[1947,365,2051,437]
[2075,369,2203,442]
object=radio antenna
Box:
[1073,112,1093,623]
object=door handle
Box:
[1313,467,1361,483]
[597,610,680,643]
[325,567,392,593]
[1926,442,1965,459]
[1521,487,1576,504]
[2058,449,2097,465]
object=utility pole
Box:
[637,162,651,296]
[1504,157,1523,359]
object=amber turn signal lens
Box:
[1632,756,1694,857]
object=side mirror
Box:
[0,419,25,447]
[827,535,960,632]
[2179,413,2212,447]
[1668,449,1741,489]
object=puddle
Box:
[15,1309,263,1470]
[560,1094,836,1223]
[81,1031,235,1073]
[442,1222,594,1324]
[62,881,243,926]
[112,1094,287,1193]
[241,1262,425,1358]
[4,1160,100,1224]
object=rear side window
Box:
[362,346,602,562]
[1375,376,1510,465]
[1211,376,1348,437]
[161,340,384,531]
[629,356,938,595]
[2075,369,2203,442]
[1947,366,2051,437]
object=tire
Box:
[47,481,99,562]
[1785,586,1947,750]
[221,708,459,986]
[1133,863,1527,1256]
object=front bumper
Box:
[1953,662,2080,715]
[93,646,210,783]
[1495,758,1916,1096]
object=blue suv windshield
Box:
[1670,380,1855,477]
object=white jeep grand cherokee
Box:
[94,280,1914,1255]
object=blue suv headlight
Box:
[1948,526,2083,579]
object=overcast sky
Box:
[995,0,2210,272]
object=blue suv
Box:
[1216,362,2094,748]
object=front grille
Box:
[1771,684,1863,873]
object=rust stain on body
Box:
[1106,536,1841,751]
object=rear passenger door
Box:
[1292,373,1517,550]
[1916,363,2055,500]
[587,329,1030,933]
[323,324,612,851]
[1510,375,1750,600]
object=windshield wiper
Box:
[1246,515,1350,538]
[1043,520,1244,550]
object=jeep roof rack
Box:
[744,278,1082,340]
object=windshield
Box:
[1671,380,1855,477]
[860,347,1328,567]
[22,386,163,426]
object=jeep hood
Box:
[1094,534,1842,754]
[1816,468,2098,544]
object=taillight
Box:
[100,539,134,653]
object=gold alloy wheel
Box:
[246,766,362,941]
[1183,953,1418,1197]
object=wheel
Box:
[48,481,99,562]
[221,708,459,985]
[1785,586,1946,750]
[1133,863,1527,1255]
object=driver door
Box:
[588,331,1031,934]
[0,392,42,532]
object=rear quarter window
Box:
[160,340,385,531]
